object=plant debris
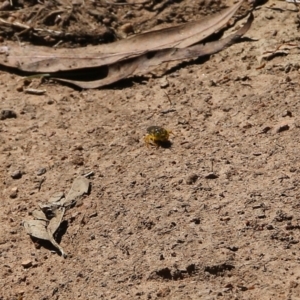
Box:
[0,0,254,88]
[23,176,90,258]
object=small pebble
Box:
[0,109,17,120]
[205,172,218,179]
[102,18,111,25]
[119,23,134,34]
[273,121,290,134]
[37,168,46,176]
[186,174,198,185]
[228,246,239,252]
[11,170,22,179]
[9,187,18,199]
[282,110,292,117]
[252,204,262,209]
[73,144,83,151]
[71,155,84,166]
[16,85,23,92]
[89,212,98,218]
[276,124,290,133]
[21,260,32,268]
[220,216,230,221]
[191,217,200,224]
[261,126,271,134]
[253,152,262,156]
[160,77,169,88]
[257,214,266,219]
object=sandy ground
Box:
[1,0,300,299]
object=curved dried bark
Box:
[54,13,254,89]
[0,0,245,73]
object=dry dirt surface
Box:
[1,0,300,299]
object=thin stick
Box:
[163,91,173,106]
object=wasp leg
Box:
[168,130,175,136]
[144,135,152,148]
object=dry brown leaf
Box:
[23,176,90,258]
[48,192,65,204]
[54,13,254,89]
[31,209,48,221]
[47,207,67,258]
[62,176,90,207]
[0,0,245,73]
[47,207,65,236]
[23,214,67,258]
[23,220,50,241]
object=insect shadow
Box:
[156,140,172,149]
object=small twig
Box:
[160,108,176,114]
[83,171,94,178]
[146,113,155,120]
[14,33,22,47]
[0,18,67,37]
[0,18,28,30]
[24,88,47,95]
[265,5,298,12]
[38,177,45,191]
[41,9,64,25]
[163,91,173,106]
[53,40,63,48]
[16,27,32,38]
[33,177,45,191]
